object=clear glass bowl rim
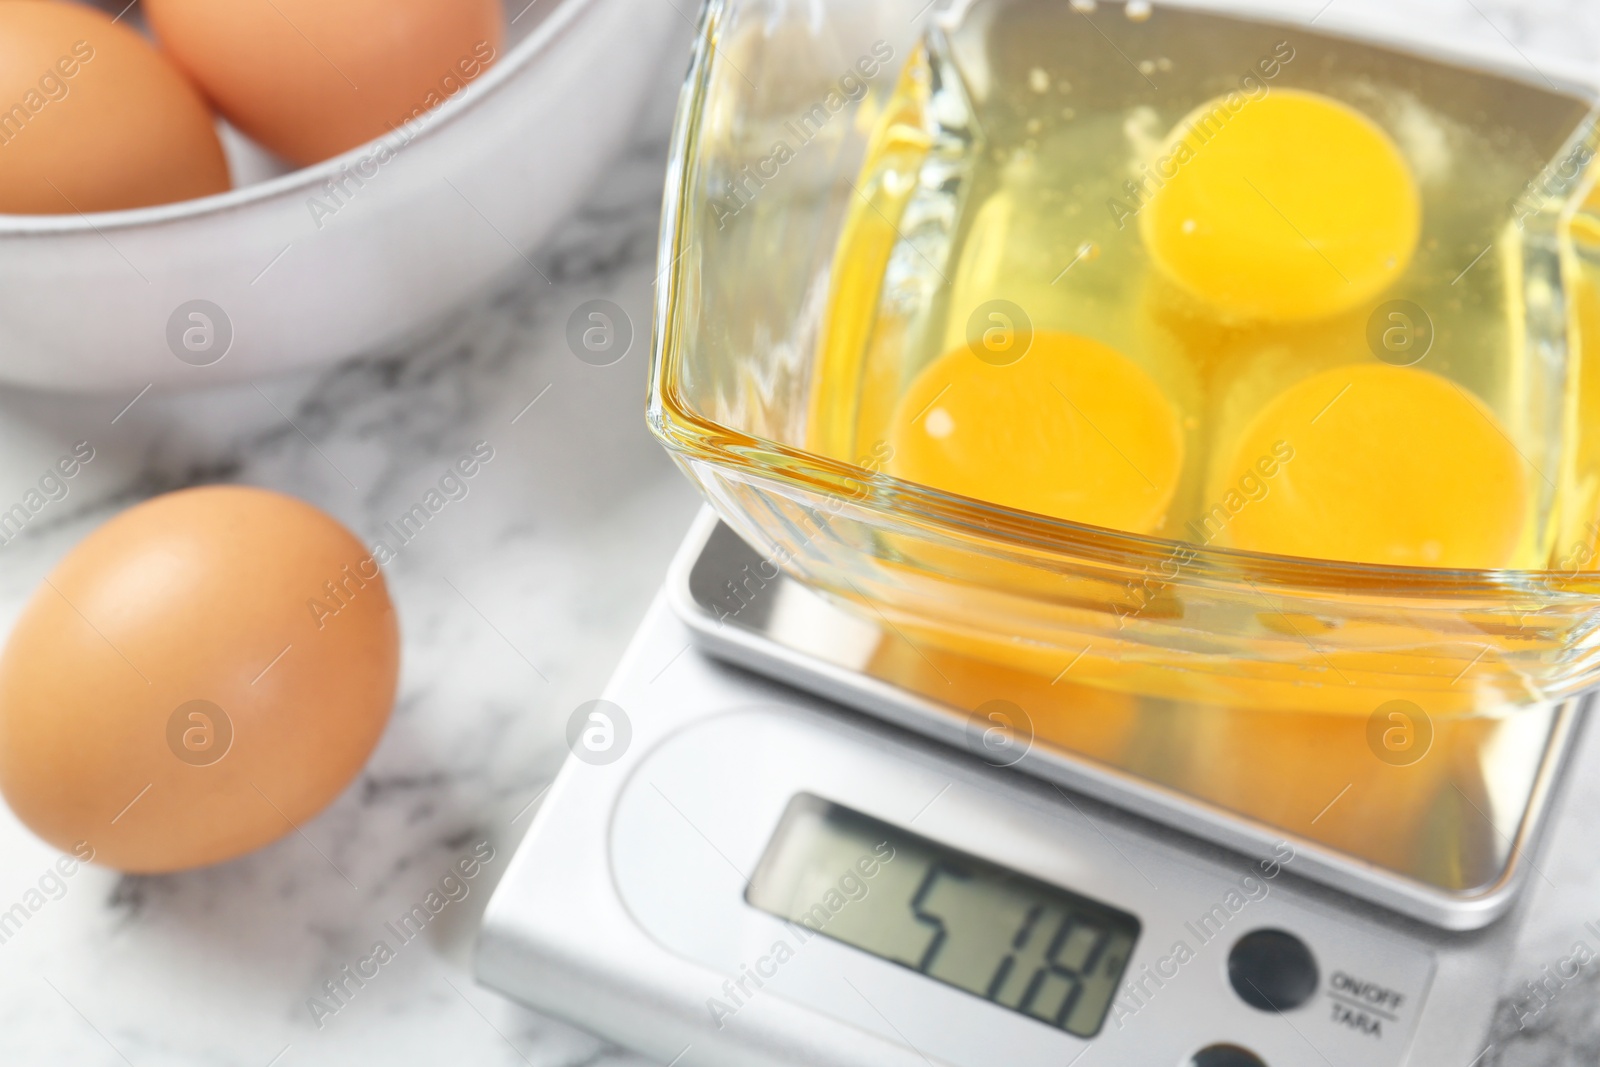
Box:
[647,0,1600,603]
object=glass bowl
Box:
[649,0,1600,719]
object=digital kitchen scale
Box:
[476,510,1588,1067]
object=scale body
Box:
[477,513,1586,1066]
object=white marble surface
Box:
[0,3,1597,1066]
[0,31,700,1067]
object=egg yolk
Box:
[888,331,1184,533]
[1140,89,1420,323]
[1219,365,1526,568]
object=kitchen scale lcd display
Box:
[746,794,1141,1038]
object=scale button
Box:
[1227,928,1319,1012]
[1188,1045,1266,1067]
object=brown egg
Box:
[143,0,505,166]
[0,486,399,872]
[0,1,229,213]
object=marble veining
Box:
[0,2,1597,1065]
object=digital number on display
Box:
[746,795,1141,1038]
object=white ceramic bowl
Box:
[0,0,677,392]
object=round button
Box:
[1189,1045,1266,1067]
[1228,928,1319,1012]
